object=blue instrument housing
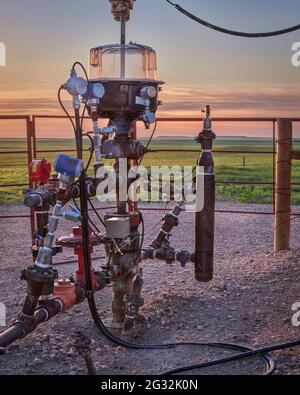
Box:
[53,154,84,177]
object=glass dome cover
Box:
[89,42,158,81]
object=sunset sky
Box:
[0,0,300,137]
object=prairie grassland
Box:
[1,137,300,205]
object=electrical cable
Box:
[86,282,276,375]
[88,198,106,228]
[166,0,300,38]
[162,338,300,375]
[139,121,158,167]
[72,61,89,82]
[132,211,145,267]
[58,87,76,133]
[83,227,300,376]
[82,133,95,173]
[57,86,88,165]
[69,87,274,376]
[77,190,276,375]
[72,197,108,246]
[145,121,158,151]
[67,62,282,376]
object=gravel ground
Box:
[0,203,300,375]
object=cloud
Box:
[158,83,300,117]
[0,83,299,137]
[0,97,65,114]
[1,83,299,116]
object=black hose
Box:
[69,62,276,376]
[73,112,275,374]
[88,198,106,228]
[72,61,89,82]
[85,287,276,375]
[78,180,276,375]
[163,339,300,375]
[139,121,158,167]
[72,198,108,245]
[166,0,300,38]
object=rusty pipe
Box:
[141,247,194,267]
[194,106,216,283]
[150,202,184,249]
[0,281,86,349]
[0,300,61,348]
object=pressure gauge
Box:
[65,76,88,96]
[141,86,157,99]
[92,83,105,99]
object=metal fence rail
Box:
[1,115,300,222]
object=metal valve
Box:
[109,0,135,21]
[141,110,156,129]
[62,205,82,222]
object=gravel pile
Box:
[0,203,300,375]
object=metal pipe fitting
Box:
[0,300,62,349]
[141,247,193,267]
[151,202,184,249]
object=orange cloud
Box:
[0,83,300,138]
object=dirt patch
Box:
[0,203,300,375]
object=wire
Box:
[145,121,158,151]
[67,60,276,376]
[64,59,277,376]
[88,198,106,228]
[55,51,300,375]
[72,61,89,83]
[86,289,276,375]
[72,61,89,136]
[58,87,76,133]
[163,338,300,375]
[82,133,95,173]
[58,86,89,166]
[88,222,107,245]
[166,0,300,38]
[79,198,276,375]
[139,121,158,167]
[72,197,107,245]
[118,209,167,251]
[71,116,276,377]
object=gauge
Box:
[66,77,88,96]
[92,83,105,99]
[141,86,157,99]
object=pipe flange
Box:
[21,266,58,285]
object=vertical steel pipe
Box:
[194,106,216,283]
[26,117,35,242]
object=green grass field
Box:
[1,137,300,205]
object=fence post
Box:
[26,117,35,243]
[274,118,292,253]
